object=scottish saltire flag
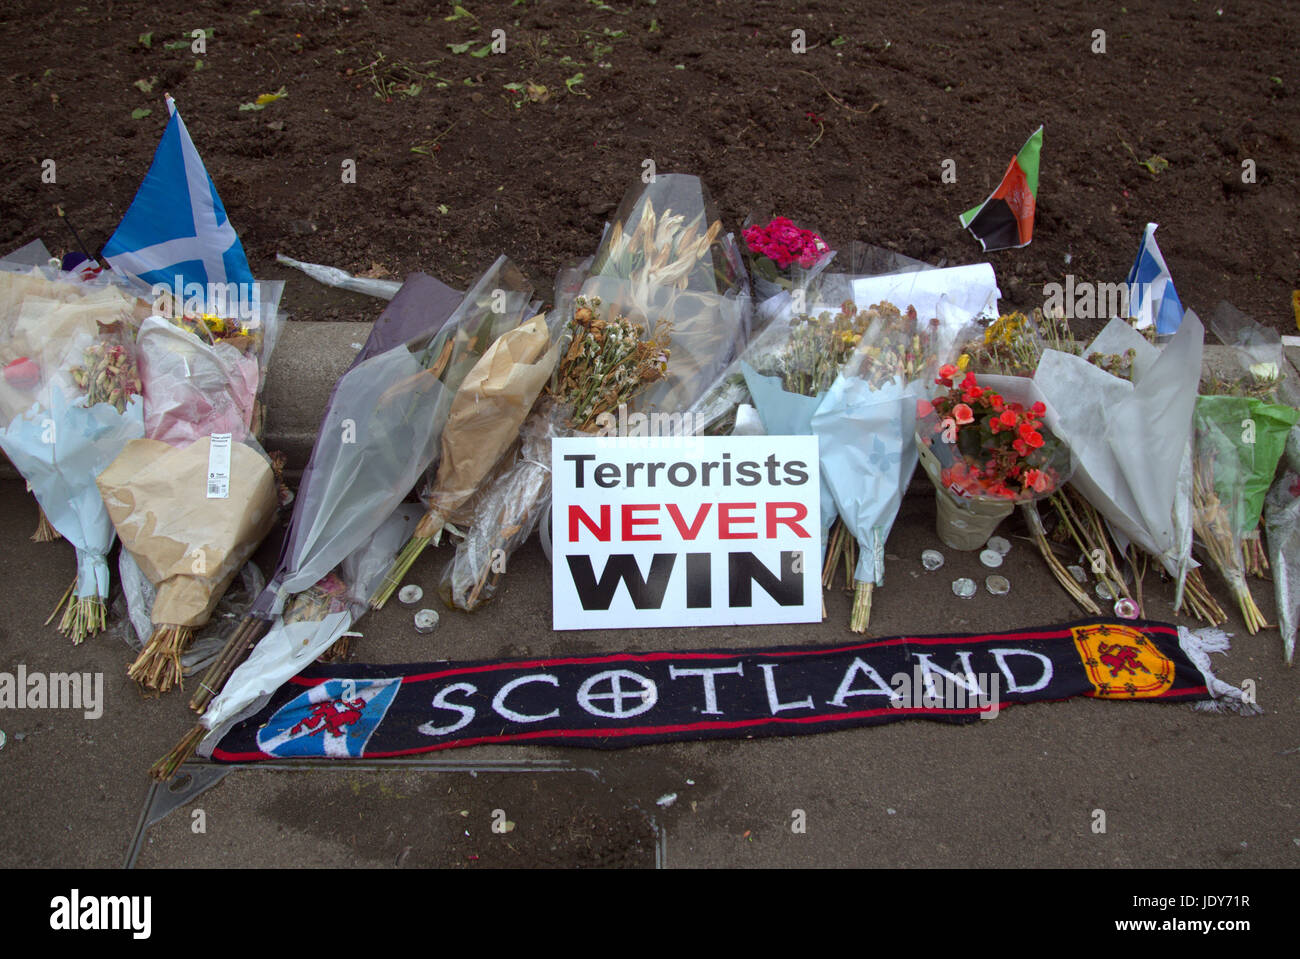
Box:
[256,677,403,758]
[1126,222,1185,335]
[959,125,1043,252]
[102,96,254,294]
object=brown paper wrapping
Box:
[415,315,558,538]
[96,436,278,628]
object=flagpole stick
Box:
[55,205,99,266]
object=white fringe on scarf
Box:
[1176,626,1263,716]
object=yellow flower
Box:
[956,353,970,371]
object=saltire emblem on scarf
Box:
[959,125,1043,252]
[255,677,402,758]
[212,619,1235,761]
[102,95,254,293]
[1125,222,1185,336]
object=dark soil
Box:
[1,0,1296,331]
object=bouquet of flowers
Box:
[368,311,560,608]
[0,263,151,539]
[915,367,1071,549]
[436,174,748,609]
[1034,312,1219,622]
[0,318,145,641]
[811,301,946,630]
[1264,465,1300,663]
[581,174,750,415]
[1191,395,1298,633]
[97,435,278,690]
[437,293,673,610]
[184,269,468,719]
[741,216,834,302]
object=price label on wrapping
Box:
[207,433,232,499]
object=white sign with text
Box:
[552,435,823,630]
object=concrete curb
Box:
[3,327,1299,481]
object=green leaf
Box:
[565,72,586,94]
[194,59,204,71]
[447,41,473,54]
[437,204,450,214]
[830,35,848,47]
[163,39,190,50]
[131,107,152,119]
[137,31,153,47]
[239,89,286,112]
[133,77,157,93]
[1140,155,1170,175]
[470,44,492,58]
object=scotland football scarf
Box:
[209,618,1255,761]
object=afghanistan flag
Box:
[959,126,1043,252]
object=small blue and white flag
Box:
[1125,222,1185,336]
[102,95,254,294]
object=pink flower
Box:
[916,398,934,418]
[952,403,974,425]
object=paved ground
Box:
[1,469,1295,871]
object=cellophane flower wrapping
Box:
[741,215,836,303]
[136,317,259,446]
[415,313,560,537]
[1264,468,1300,663]
[812,302,955,589]
[197,504,424,752]
[269,256,530,614]
[916,370,1073,505]
[581,173,751,415]
[1033,311,1205,590]
[439,178,754,609]
[0,322,145,615]
[1191,395,1299,630]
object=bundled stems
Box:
[189,615,273,713]
[1127,545,1147,615]
[849,581,874,634]
[1022,503,1101,614]
[31,506,60,542]
[1177,567,1229,627]
[1192,455,1266,633]
[821,519,856,591]
[47,580,106,645]
[1241,532,1269,578]
[127,625,193,693]
[1050,487,1133,604]
[150,724,207,781]
[372,511,449,609]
